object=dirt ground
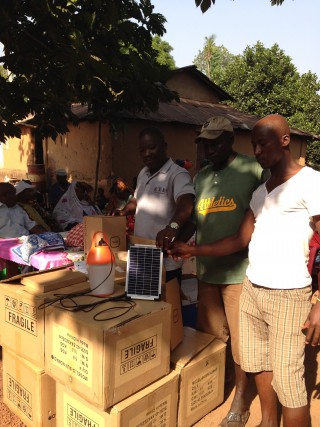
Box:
[194,344,320,427]
[0,345,319,427]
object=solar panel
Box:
[125,245,163,300]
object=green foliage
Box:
[195,0,286,13]
[0,0,178,141]
[290,72,320,166]
[215,42,299,117]
[152,35,176,70]
[193,35,234,80]
[208,41,320,167]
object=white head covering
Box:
[14,181,35,195]
[56,169,67,177]
[52,181,100,230]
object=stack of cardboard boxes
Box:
[0,269,90,426]
[0,216,226,427]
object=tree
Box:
[152,35,176,70]
[193,35,234,80]
[0,0,178,142]
[210,41,320,167]
[289,72,320,167]
[215,42,300,118]
[195,0,286,13]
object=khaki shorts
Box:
[240,277,312,408]
[197,280,243,365]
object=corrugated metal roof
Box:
[20,99,315,141]
[113,98,318,140]
[18,62,318,141]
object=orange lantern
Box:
[86,231,115,295]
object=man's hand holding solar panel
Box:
[156,221,179,252]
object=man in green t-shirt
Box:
[193,116,265,427]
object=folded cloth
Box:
[12,232,65,264]
[65,223,84,248]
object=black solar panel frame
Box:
[125,245,163,300]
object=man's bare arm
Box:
[170,208,255,258]
[156,194,195,251]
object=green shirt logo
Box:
[197,196,237,216]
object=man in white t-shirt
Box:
[171,114,320,427]
[124,127,195,282]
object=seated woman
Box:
[15,180,61,232]
[53,181,101,231]
[105,177,135,234]
[105,177,134,215]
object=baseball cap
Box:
[196,116,233,141]
[14,181,35,195]
[56,168,67,176]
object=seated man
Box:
[0,182,46,238]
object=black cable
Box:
[38,261,128,313]
[93,300,137,321]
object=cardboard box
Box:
[45,291,171,409]
[162,278,183,351]
[56,370,179,427]
[171,327,226,427]
[2,348,56,427]
[0,269,90,367]
[84,215,127,256]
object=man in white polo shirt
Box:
[125,127,195,282]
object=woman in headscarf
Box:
[53,181,101,231]
[105,177,133,215]
[105,177,135,235]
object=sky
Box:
[152,0,320,77]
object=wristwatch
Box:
[167,222,179,230]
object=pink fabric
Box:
[0,238,72,270]
[308,231,320,275]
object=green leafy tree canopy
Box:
[202,41,320,166]
[215,42,300,118]
[152,35,176,70]
[0,0,177,141]
[193,34,234,81]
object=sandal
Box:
[219,410,250,427]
